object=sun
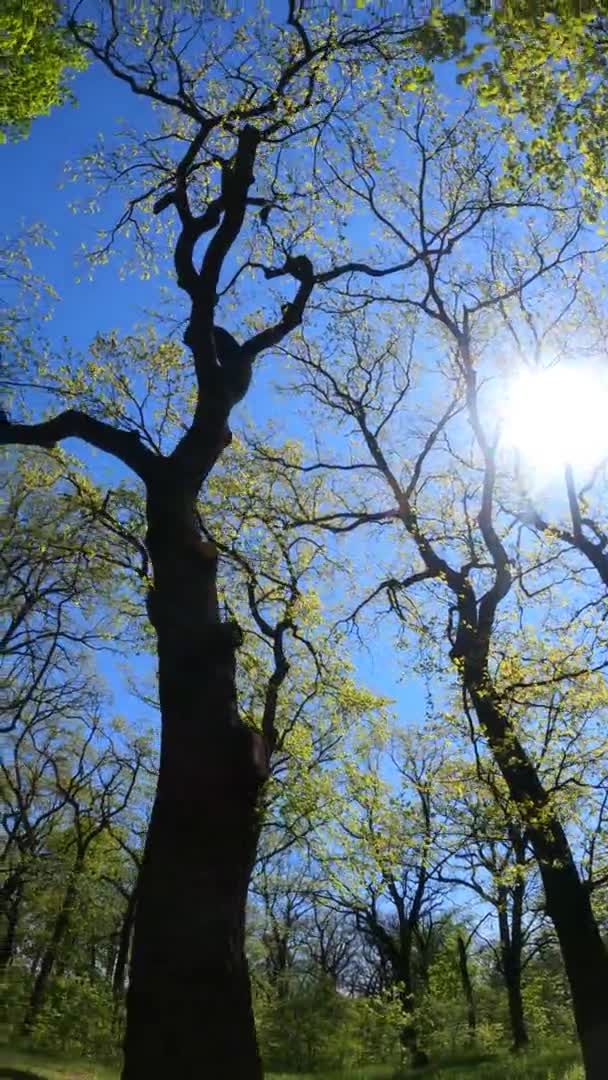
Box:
[501,364,608,478]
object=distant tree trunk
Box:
[122,483,268,1080]
[399,981,429,1069]
[0,890,21,970]
[29,950,41,980]
[505,967,528,1052]
[21,857,84,1034]
[497,899,528,1051]
[106,937,118,983]
[1,869,24,970]
[363,911,429,1069]
[457,935,476,1043]
[265,928,291,1000]
[395,936,428,1068]
[113,883,137,1004]
[496,863,529,1053]
[470,678,608,1077]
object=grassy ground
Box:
[0,1044,582,1080]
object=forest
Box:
[1,3,608,1079]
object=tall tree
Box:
[5,700,149,1033]
[0,4,471,1072]
[265,97,608,1075]
[1,450,150,985]
[317,726,448,1068]
[440,764,542,1052]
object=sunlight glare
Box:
[502,364,608,478]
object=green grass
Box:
[269,1069,394,1080]
[0,1044,582,1080]
[0,1044,117,1080]
[269,1048,583,1080]
[396,1044,581,1079]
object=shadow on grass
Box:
[0,1070,49,1080]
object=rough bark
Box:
[122,482,268,1080]
[456,935,476,1043]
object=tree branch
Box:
[244,256,315,357]
[0,412,157,483]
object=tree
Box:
[440,762,542,1052]
[456,932,477,1045]
[0,450,132,736]
[317,726,448,1068]
[1,450,156,1040]
[1,714,69,973]
[0,0,85,141]
[0,4,470,1073]
[263,96,608,1074]
[17,709,147,1033]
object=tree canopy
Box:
[2,4,608,1080]
[0,0,85,141]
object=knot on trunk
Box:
[205,620,243,656]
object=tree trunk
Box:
[456,935,476,1043]
[113,883,137,1003]
[0,896,20,970]
[505,964,528,1052]
[1,870,24,970]
[471,681,608,1078]
[21,859,83,1034]
[397,944,428,1070]
[497,900,528,1052]
[399,984,429,1069]
[122,487,268,1080]
[29,949,41,980]
[538,856,608,1077]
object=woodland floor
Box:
[0,1044,582,1080]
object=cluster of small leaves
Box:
[460,1,608,215]
[0,0,86,142]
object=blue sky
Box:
[1,63,159,346]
